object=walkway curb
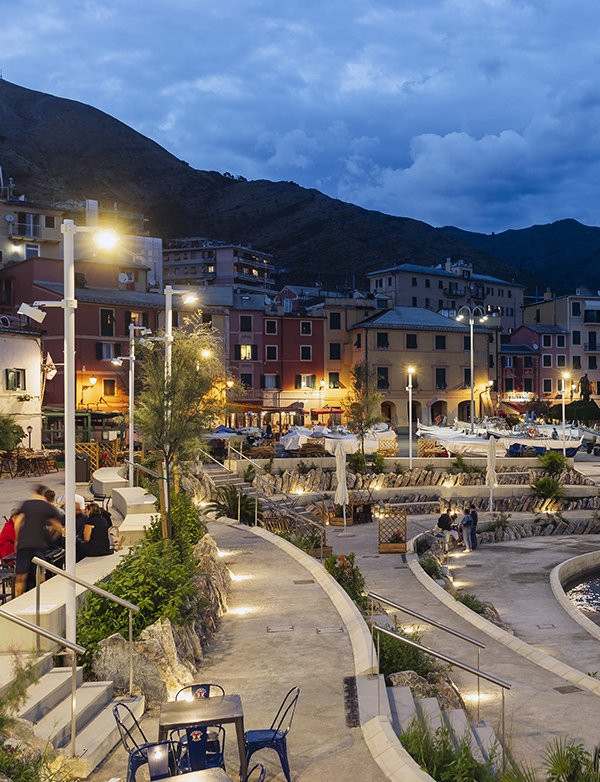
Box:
[407,545,600,698]
[550,551,600,644]
[218,519,436,782]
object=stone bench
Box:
[111,487,157,518]
[92,467,128,498]
[0,549,130,652]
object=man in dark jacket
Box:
[469,504,479,550]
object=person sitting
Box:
[76,502,113,561]
[0,512,16,561]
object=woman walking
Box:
[460,506,474,553]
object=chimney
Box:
[85,199,99,226]
[543,287,552,301]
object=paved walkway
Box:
[333,519,600,769]
[92,522,385,782]
[0,470,70,520]
[449,535,600,676]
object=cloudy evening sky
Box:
[4,0,600,232]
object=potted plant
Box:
[328,503,352,527]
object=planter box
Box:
[306,545,333,558]
[328,516,353,527]
[379,542,407,554]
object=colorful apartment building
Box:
[367,258,524,333]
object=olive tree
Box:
[344,362,382,461]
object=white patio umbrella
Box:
[486,436,497,512]
[334,440,353,537]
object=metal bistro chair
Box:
[144,740,179,781]
[112,702,155,782]
[244,764,266,782]
[177,725,226,773]
[244,686,300,782]
[173,683,226,760]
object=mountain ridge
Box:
[0,79,582,292]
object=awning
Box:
[501,400,527,413]
[311,408,345,415]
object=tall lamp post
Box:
[561,371,570,457]
[407,366,415,469]
[456,305,489,434]
[111,323,152,487]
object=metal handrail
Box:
[33,557,139,696]
[371,624,510,756]
[197,448,233,473]
[0,609,84,757]
[124,459,166,480]
[369,591,486,718]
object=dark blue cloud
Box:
[4,0,600,231]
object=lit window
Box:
[240,344,253,360]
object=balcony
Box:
[584,343,599,352]
[10,223,41,239]
[443,287,466,296]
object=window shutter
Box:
[311,374,316,389]
[114,343,122,358]
[251,344,258,360]
[260,375,265,389]
[234,344,241,360]
[142,312,149,328]
[124,312,131,334]
[95,342,103,360]
[275,374,280,389]
[295,374,301,389]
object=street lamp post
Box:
[111,323,151,487]
[456,305,489,434]
[561,371,570,457]
[407,366,415,469]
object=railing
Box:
[368,591,486,719]
[227,444,328,557]
[32,557,139,695]
[0,609,84,757]
[371,624,510,759]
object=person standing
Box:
[469,503,479,551]
[460,506,474,553]
[13,486,64,596]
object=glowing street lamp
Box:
[456,305,489,434]
[407,366,415,469]
[561,371,570,457]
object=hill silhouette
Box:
[0,79,526,288]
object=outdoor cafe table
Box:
[158,694,247,778]
[158,769,233,782]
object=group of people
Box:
[0,485,114,597]
[436,504,479,553]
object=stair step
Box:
[19,667,84,723]
[74,695,145,778]
[34,681,114,748]
[416,697,443,733]
[472,719,501,767]
[0,653,54,700]
[387,686,417,734]
[444,709,486,763]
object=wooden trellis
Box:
[417,438,447,458]
[75,441,119,474]
[377,438,398,457]
[377,506,407,553]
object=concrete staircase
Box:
[17,654,144,777]
[387,685,501,769]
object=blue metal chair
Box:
[143,740,179,781]
[112,702,154,782]
[244,686,300,782]
[175,683,225,700]
[244,764,266,782]
[177,724,226,772]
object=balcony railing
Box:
[443,287,466,296]
[11,223,42,239]
[584,343,598,351]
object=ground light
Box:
[229,606,255,616]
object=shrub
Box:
[450,455,484,475]
[146,492,205,547]
[531,477,566,502]
[278,526,323,553]
[77,535,205,673]
[324,552,368,610]
[393,462,404,475]
[378,626,438,679]
[243,464,255,483]
[263,457,274,474]
[490,512,511,531]
[455,591,486,615]
[348,451,366,474]
[0,414,25,452]
[207,485,260,525]
[538,452,567,477]
[371,453,386,474]
[297,460,316,475]
[415,536,433,555]
[419,555,443,579]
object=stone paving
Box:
[92,521,385,782]
[332,517,600,770]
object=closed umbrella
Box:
[334,441,353,537]
[486,436,497,512]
